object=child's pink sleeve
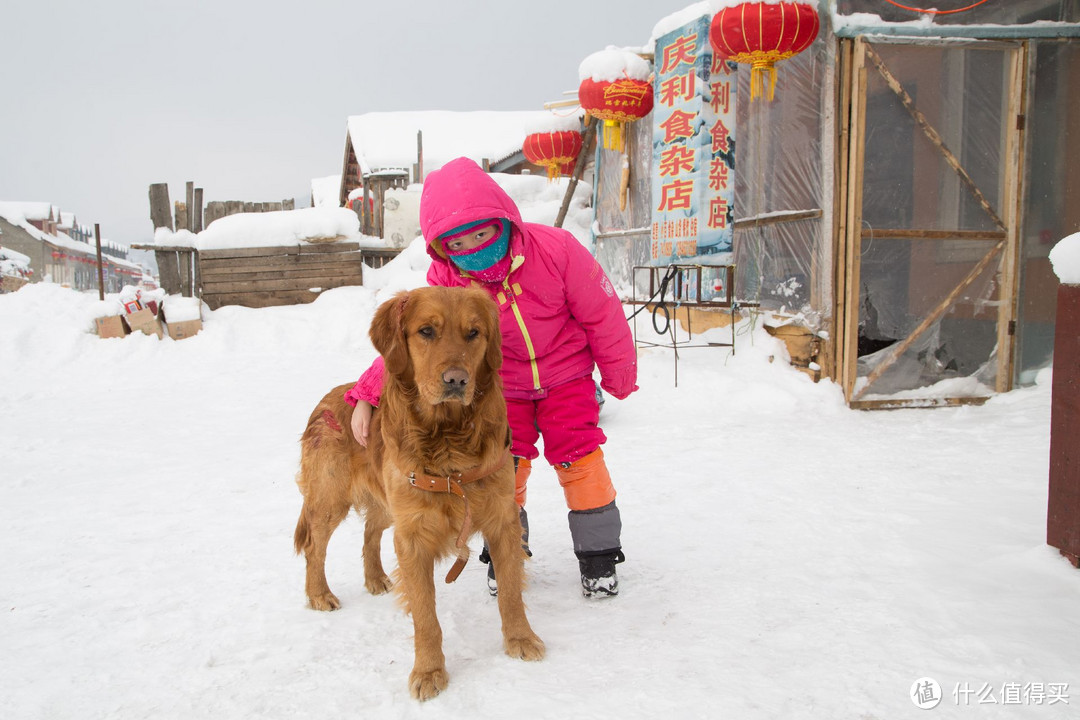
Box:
[343,356,386,407]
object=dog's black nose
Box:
[442,368,469,392]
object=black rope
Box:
[626,265,679,335]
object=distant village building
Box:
[0,202,149,292]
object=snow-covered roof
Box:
[310,175,342,208]
[0,202,126,256]
[346,110,561,178]
[0,201,54,224]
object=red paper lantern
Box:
[709,1,819,101]
[51,251,60,259]
[523,130,583,181]
[578,77,654,152]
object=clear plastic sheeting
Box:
[732,36,829,326]
[850,39,1012,399]
[1015,40,1080,384]
[593,118,652,299]
[855,236,1001,399]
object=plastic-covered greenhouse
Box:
[590,0,1080,408]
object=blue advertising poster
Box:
[651,15,736,267]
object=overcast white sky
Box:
[0,0,695,248]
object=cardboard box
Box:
[95,315,129,339]
[125,307,164,339]
[167,318,202,340]
[160,297,203,340]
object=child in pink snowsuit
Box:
[345,157,637,597]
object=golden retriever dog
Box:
[293,285,544,700]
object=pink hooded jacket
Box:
[346,157,637,405]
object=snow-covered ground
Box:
[2,262,1077,718]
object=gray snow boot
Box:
[480,506,531,597]
[568,501,624,598]
[577,549,625,597]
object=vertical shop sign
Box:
[651,15,736,265]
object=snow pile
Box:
[578,47,652,82]
[2,266,1078,719]
[310,175,342,208]
[162,294,203,323]
[195,207,362,250]
[1,245,32,279]
[1049,232,1080,285]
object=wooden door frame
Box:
[833,36,1027,407]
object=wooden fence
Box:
[133,243,401,309]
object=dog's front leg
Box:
[393,533,448,700]
[486,518,546,662]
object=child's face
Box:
[445,225,497,253]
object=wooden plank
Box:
[996,42,1029,394]
[299,241,361,254]
[178,248,193,297]
[148,183,173,230]
[831,37,854,387]
[200,265,364,287]
[864,43,1006,231]
[199,254,366,276]
[195,263,362,282]
[850,396,989,411]
[732,208,822,230]
[842,38,869,402]
[555,117,597,228]
[200,274,365,294]
[197,245,301,260]
[852,240,1005,401]
[202,289,322,310]
[193,188,204,233]
[174,201,188,234]
[156,250,182,295]
[185,182,194,232]
[858,229,1006,241]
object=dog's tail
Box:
[293,511,311,556]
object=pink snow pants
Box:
[506,375,606,466]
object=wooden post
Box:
[193,188,204,233]
[417,130,424,183]
[157,250,181,295]
[1048,283,1080,567]
[185,182,195,231]
[555,117,597,229]
[995,43,1029,394]
[841,38,869,402]
[174,201,188,234]
[94,223,105,300]
[149,183,173,230]
[362,182,372,235]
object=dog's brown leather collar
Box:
[408,446,511,583]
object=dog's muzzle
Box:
[441,367,469,400]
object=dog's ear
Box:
[370,291,411,376]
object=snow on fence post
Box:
[1047,233,1080,568]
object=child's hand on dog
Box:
[351,400,373,446]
